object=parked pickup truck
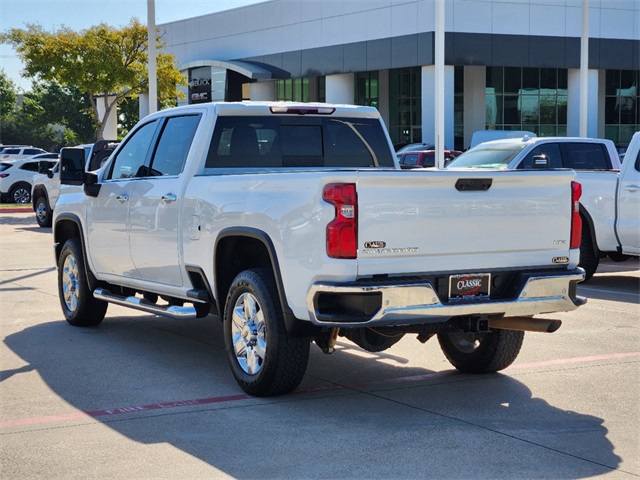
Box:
[447,136,632,280]
[612,131,640,258]
[32,140,119,227]
[54,102,586,397]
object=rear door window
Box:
[20,162,40,172]
[564,143,612,170]
[146,115,201,176]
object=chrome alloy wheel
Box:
[231,292,267,375]
[448,331,482,353]
[62,253,80,313]
[13,187,30,204]
[35,201,48,223]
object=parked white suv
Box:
[0,146,47,161]
[0,154,58,203]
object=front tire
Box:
[35,196,52,227]
[223,269,310,396]
[58,238,107,326]
[437,329,524,373]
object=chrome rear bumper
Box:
[307,268,586,327]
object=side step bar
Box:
[93,288,197,320]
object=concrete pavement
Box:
[1,211,639,479]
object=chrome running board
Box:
[93,288,197,320]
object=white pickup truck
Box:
[53,102,585,396]
[612,131,640,258]
[447,136,638,280]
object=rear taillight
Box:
[323,183,357,259]
[570,181,582,249]
[0,174,9,178]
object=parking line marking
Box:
[506,351,640,370]
[1,351,638,429]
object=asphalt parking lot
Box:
[1,211,639,479]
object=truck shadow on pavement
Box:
[4,315,623,479]
[0,214,37,226]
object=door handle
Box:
[116,194,129,203]
[623,185,640,192]
[162,193,177,204]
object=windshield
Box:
[446,143,528,169]
[396,143,435,153]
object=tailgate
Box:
[356,169,576,276]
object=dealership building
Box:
[159,0,639,149]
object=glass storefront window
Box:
[275,77,313,102]
[355,71,379,109]
[604,70,639,147]
[486,67,568,137]
[388,67,421,147]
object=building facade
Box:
[160,0,639,149]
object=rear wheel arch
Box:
[214,228,287,311]
[579,205,599,256]
[213,228,314,335]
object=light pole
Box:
[435,0,445,167]
[580,0,589,137]
[147,0,158,114]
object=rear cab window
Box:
[205,115,395,169]
[564,143,613,170]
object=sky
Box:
[0,0,265,92]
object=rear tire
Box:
[58,238,107,326]
[223,268,310,396]
[437,329,524,373]
[9,183,31,204]
[579,226,599,282]
[35,196,52,227]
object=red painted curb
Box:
[0,207,32,213]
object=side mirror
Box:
[47,169,54,179]
[60,147,86,185]
[531,154,550,169]
[83,171,101,197]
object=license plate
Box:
[449,273,491,299]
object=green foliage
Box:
[31,81,96,142]
[0,70,17,120]
[0,78,96,150]
[118,96,139,138]
[1,19,187,140]
[0,113,61,152]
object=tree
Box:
[31,81,96,143]
[2,19,186,140]
[0,70,17,142]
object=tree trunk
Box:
[93,93,120,140]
